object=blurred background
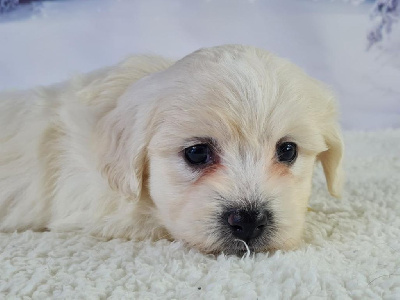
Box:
[0,0,399,130]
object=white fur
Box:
[0,45,343,253]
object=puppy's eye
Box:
[184,144,212,165]
[276,142,297,164]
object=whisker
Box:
[235,239,251,258]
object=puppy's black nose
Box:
[224,209,268,243]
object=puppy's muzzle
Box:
[222,209,271,244]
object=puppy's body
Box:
[0,45,343,254]
[0,56,173,239]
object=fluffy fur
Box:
[0,45,343,254]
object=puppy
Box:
[0,45,343,254]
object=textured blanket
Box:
[1,130,399,299]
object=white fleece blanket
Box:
[1,130,399,299]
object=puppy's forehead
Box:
[160,47,320,141]
[150,46,330,155]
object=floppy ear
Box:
[95,87,158,199]
[89,56,173,199]
[96,106,147,198]
[318,123,344,198]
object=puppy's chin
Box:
[215,240,272,256]
[188,234,302,256]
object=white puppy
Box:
[0,45,343,254]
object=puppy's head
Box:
[99,45,343,254]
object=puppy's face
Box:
[101,45,343,254]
